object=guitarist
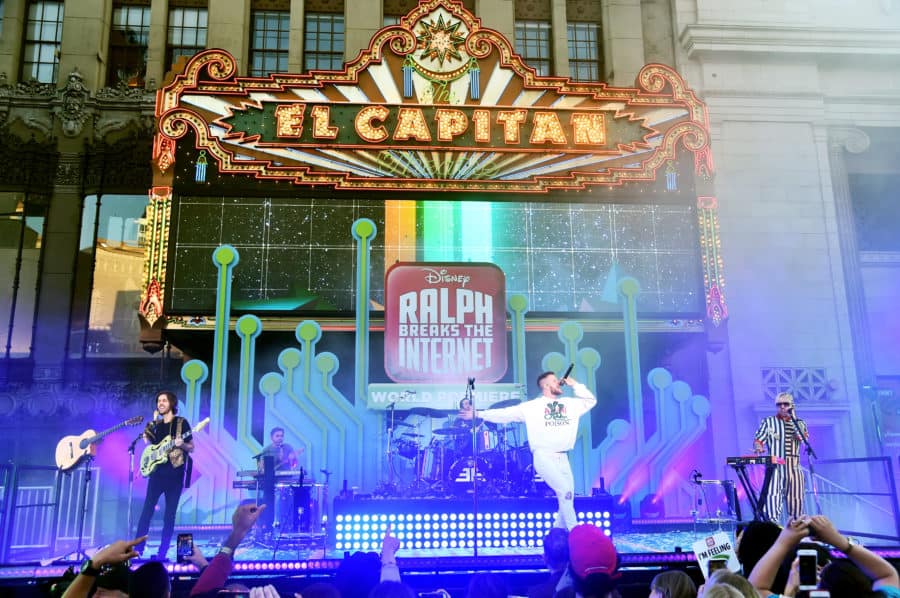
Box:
[134,391,194,560]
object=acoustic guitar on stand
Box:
[55,416,145,471]
[140,417,210,477]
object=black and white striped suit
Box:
[753,415,809,522]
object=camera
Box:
[176,533,193,563]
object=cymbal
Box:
[408,407,446,418]
[490,399,521,409]
[432,426,468,436]
[395,422,415,428]
[402,433,423,438]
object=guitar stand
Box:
[57,457,95,562]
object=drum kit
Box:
[382,399,553,498]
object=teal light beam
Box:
[181,359,208,424]
[236,315,262,450]
[352,219,376,403]
[508,294,529,389]
[619,277,644,451]
[210,245,239,441]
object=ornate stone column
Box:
[828,127,880,453]
[31,154,85,382]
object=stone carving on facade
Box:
[0,78,56,99]
[96,81,149,101]
[829,127,871,155]
[93,112,155,142]
[0,74,56,133]
[0,381,156,417]
[55,69,91,137]
[55,158,83,187]
[7,111,53,137]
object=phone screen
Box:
[176,533,193,563]
[798,549,818,589]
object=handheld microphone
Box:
[559,363,574,385]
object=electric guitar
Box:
[140,417,210,477]
[55,416,145,471]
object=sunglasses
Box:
[776,402,792,407]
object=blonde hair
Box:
[701,586,743,598]
[775,392,793,404]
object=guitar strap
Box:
[176,417,194,489]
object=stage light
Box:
[639,494,665,519]
[610,495,632,531]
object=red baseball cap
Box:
[568,523,618,578]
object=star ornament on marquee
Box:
[416,13,466,66]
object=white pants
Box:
[532,450,577,529]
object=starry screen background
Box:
[166,196,704,316]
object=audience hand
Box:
[778,516,810,546]
[184,545,208,570]
[90,536,145,567]
[807,514,843,547]
[784,557,800,597]
[233,503,267,536]
[249,585,280,598]
[381,524,400,562]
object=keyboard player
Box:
[257,427,303,534]
[752,392,809,522]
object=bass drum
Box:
[420,444,453,482]
[448,456,493,495]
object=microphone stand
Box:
[127,432,142,535]
[790,409,822,514]
[466,378,479,559]
[377,402,398,497]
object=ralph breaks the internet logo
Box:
[384,263,507,383]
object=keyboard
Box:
[236,469,306,478]
[726,455,785,466]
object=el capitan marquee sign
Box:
[153,0,713,193]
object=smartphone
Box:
[797,548,818,590]
[176,533,193,563]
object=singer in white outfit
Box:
[459,371,597,529]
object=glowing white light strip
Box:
[367,61,403,104]
[479,66,514,106]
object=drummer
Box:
[259,427,299,472]
[451,397,481,454]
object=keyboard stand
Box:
[729,462,776,522]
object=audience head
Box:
[129,561,171,598]
[94,562,131,597]
[735,520,789,590]
[649,570,697,598]
[567,524,620,598]
[465,572,509,598]
[543,527,570,572]
[334,551,381,598]
[705,570,756,598]
[818,559,877,596]
[699,585,742,598]
[369,580,417,598]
